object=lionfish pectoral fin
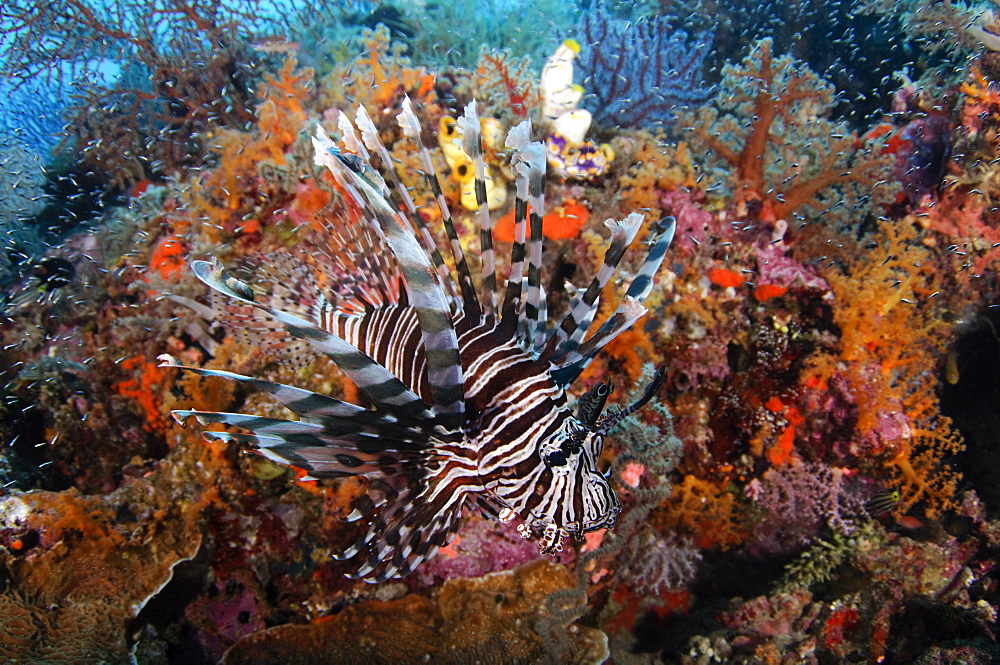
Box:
[159,356,425,439]
[179,409,431,479]
[188,258,439,427]
[472,494,502,520]
[191,258,255,304]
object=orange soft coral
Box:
[319,25,436,113]
[146,234,186,282]
[654,475,749,550]
[112,355,173,435]
[808,222,963,517]
[184,57,314,243]
[494,199,590,242]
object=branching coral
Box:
[679,38,894,224]
[474,47,540,121]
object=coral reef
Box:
[679,38,894,225]
[0,0,338,190]
[1,3,999,663]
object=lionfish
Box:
[163,98,675,582]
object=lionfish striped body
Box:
[165,99,675,582]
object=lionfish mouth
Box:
[166,96,675,582]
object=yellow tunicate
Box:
[438,116,466,164]
[460,166,507,210]
[480,117,505,150]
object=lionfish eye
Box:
[544,451,568,468]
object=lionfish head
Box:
[535,415,621,536]
[517,371,663,551]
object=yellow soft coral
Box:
[807,222,963,518]
[617,132,701,216]
[654,475,749,550]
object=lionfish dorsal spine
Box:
[347,109,459,307]
[547,212,644,360]
[505,124,548,352]
[457,100,499,321]
[624,215,676,302]
[314,127,466,432]
[398,96,481,319]
[498,120,532,339]
[550,295,648,386]
[548,216,677,386]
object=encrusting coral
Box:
[220,559,608,665]
[0,450,208,662]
